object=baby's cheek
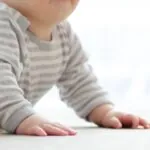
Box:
[71,0,79,10]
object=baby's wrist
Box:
[15,114,37,134]
[87,104,114,124]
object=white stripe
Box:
[29,48,62,57]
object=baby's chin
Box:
[47,3,75,22]
[30,0,79,25]
[51,0,79,12]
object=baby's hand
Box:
[101,110,150,129]
[15,114,77,136]
[88,104,150,129]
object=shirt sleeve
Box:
[0,10,35,133]
[56,21,113,119]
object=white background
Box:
[35,0,150,124]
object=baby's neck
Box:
[28,22,53,41]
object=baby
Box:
[0,0,149,136]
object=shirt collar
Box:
[15,13,30,33]
[8,5,30,32]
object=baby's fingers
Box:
[122,115,139,128]
[102,117,122,129]
[139,117,150,129]
[120,114,150,129]
[27,126,47,136]
[53,123,77,135]
[42,124,69,136]
[109,117,122,128]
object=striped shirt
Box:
[0,2,111,133]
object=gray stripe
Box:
[67,74,97,92]
[69,91,105,109]
[64,78,99,98]
[0,87,24,95]
[20,74,60,85]
[31,70,62,77]
[20,82,54,90]
[0,48,18,57]
[0,62,19,77]
[0,76,17,85]
[29,89,53,99]
[62,79,95,99]
[0,32,16,39]
[76,93,107,113]
[0,52,19,70]
[30,85,53,93]
[72,88,102,100]
[59,70,90,86]
[69,48,87,67]
[0,40,18,48]
[30,53,62,61]
[0,25,12,31]
[23,70,62,77]
[0,21,10,28]
[0,44,18,52]
[30,62,62,71]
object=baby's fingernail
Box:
[68,128,77,133]
[69,130,77,135]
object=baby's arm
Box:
[56,22,150,129]
[0,10,35,133]
[56,21,113,120]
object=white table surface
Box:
[1,126,150,150]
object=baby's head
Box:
[2,0,79,25]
